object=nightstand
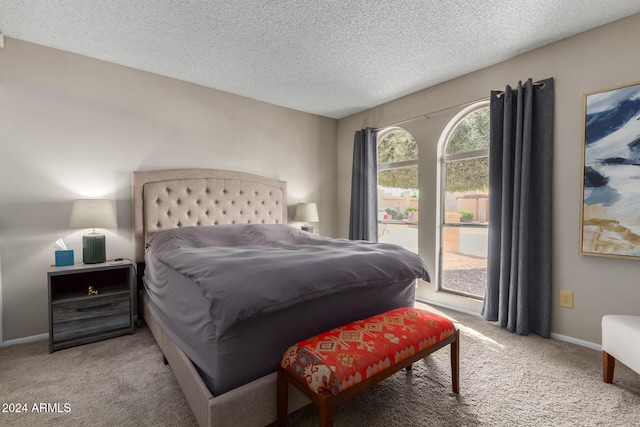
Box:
[47,261,134,353]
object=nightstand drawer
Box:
[52,293,131,342]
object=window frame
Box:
[377,126,419,171]
[376,126,419,247]
[437,101,490,298]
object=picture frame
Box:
[580,81,640,260]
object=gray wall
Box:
[336,13,640,345]
[0,39,337,342]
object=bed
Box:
[132,168,430,427]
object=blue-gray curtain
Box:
[482,78,554,337]
[349,127,378,241]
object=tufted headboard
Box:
[132,169,287,262]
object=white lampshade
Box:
[69,199,118,229]
[294,203,319,222]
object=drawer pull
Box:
[76,303,111,311]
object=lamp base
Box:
[83,234,106,264]
[301,225,313,233]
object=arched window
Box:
[377,127,418,253]
[438,103,489,298]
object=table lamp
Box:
[69,199,117,264]
[295,203,319,233]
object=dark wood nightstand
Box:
[47,261,134,353]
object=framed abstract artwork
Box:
[580,81,640,259]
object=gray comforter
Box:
[146,224,430,336]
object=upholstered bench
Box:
[277,307,459,426]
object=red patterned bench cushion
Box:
[280,307,456,396]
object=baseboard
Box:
[2,333,48,347]
[417,298,602,351]
[550,332,601,351]
[415,298,482,318]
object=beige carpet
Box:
[0,325,196,426]
[1,306,639,426]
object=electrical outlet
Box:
[560,291,574,309]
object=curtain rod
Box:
[373,79,547,131]
[495,80,546,99]
[372,95,489,131]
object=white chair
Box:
[602,315,640,383]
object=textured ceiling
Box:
[2,1,640,119]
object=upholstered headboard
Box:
[132,169,287,262]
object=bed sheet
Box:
[144,224,427,395]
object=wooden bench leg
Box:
[603,351,615,384]
[318,391,334,427]
[277,364,288,426]
[451,329,460,393]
